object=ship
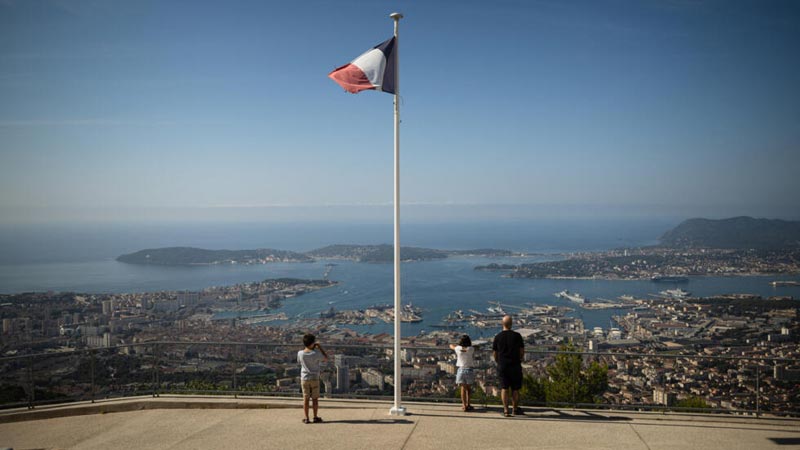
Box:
[486,301,506,315]
[770,281,800,287]
[659,288,691,299]
[651,275,689,283]
[555,290,588,304]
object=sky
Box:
[1,0,799,224]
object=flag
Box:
[328,37,396,94]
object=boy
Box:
[297,333,328,423]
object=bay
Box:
[1,220,797,336]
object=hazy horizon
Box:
[1,203,799,226]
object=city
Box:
[2,265,797,415]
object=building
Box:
[437,360,456,375]
[177,292,199,307]
[774,364,800,382]
[362,368,385,390]
[86,332,112,348]
[2,318,13,335]
[335,354,350,393]
[653,387,676,406]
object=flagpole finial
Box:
[390,12,403,20]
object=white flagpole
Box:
[389,11,406,417]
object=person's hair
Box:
[303,333,316,348]
[458,334,472,347]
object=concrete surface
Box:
[0,396,798,449]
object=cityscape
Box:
[2,233,798,415]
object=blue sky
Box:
[1,0,798,223]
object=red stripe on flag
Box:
[328,64,376,94]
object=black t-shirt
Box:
[493,329,524,365]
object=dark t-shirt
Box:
[493,329,524,366]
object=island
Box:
[118,244,519,266]
[308,244,517,262]
[117,247,312,265]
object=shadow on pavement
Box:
[769,437,800,445]
[410,408,632,422]
[323,419,414,425]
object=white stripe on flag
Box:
[351,48,387,89]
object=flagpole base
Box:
[389,405,407,416]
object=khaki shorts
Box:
[301,379,320,399]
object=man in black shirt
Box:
[492,315,524,416]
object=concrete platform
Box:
[1,396,798,449]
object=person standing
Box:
[297,333,328,424]
[449,334,475,411]
[493,315,524,417]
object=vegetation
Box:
[117,247,312,265]
[118,244,516,265]
[309,244,448,262]
[542,343,609,405]
[519,373,546,404]
[660,216,800,250]
[675,396,710,409]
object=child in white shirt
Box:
[449,334,475,411]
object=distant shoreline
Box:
[116,245,521,266]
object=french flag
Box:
[328,37,396,94]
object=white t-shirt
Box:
[454,345,474,368]
[297,349,323,381]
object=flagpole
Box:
[389,11,406,417]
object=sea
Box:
[1,220,798,338]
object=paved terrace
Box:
[1,396,799,450]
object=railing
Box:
[1,341,797,417]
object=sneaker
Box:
[313,416,323,423]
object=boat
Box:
[659,289,691,299]
[770,281,800,287]
[651,275,689,283]
[555,290,588,304]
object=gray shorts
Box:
[456,367,475,385]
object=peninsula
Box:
[476,217,800,280]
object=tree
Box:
[520,373,545,405]
[544,342,608,405]
[675,396,709,410]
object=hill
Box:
[307,244,448,262]
[659,217,800,249]
[116,247,312,265]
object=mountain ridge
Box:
[659,216,800,249]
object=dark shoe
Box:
[313,416,323,423]
[303,418,311,424]
[514,407,524,416]
[466,405,475,411]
